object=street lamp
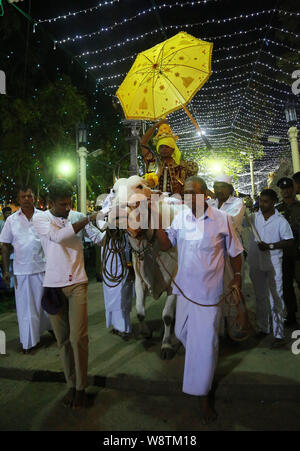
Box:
[77,123,88,214]
[77,123,88,147]
[76,123,105,214]
[57,160,74,178]
[285,99,299,173]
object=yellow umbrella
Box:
[116,31,213,133]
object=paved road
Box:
[0,277,300,431]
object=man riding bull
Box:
[141,119,198,196]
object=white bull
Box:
[109,176,182,359]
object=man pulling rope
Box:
[152,175,243,425]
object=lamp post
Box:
[241,151,255,199]
[122,119,141,176]
[77,123,88,214]
[248,155,255,200]
[285,99,299,173]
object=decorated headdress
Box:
[153,122,181,165]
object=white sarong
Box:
[103,271,135,333]
[15,272,51,349]
[175,294,221,396]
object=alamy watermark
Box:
[96,189,206,241]
[0,70,6,95]
[291,330,300,356]
[0,330,6,355]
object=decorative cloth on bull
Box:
[143,122,198,196]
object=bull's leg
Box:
[134,272,152,339]
[161,294,179,360]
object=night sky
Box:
[3,0,300,192]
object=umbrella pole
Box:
[182,105,215,156]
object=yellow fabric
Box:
[116,31,213,121]
[143,172,159,188]
[156,137,181,165]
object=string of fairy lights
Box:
[48,8,300,48]
[53,9,277,46]
[2,2,299,197]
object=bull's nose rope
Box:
[148,243,253,342]
[102,228,128,288]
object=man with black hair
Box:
[33,179,105,409]
[0,187,51,353]
[247,189,294,348]
[276,177,300,327]
[0,206,12,233]
[0,206,13,289]
[207,174,245,337]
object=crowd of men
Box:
[0,170,300,423]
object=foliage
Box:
[194,139,264,187]
[0,76,88,201]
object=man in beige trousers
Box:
[33,179,105,408]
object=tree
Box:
[195,138,264,188]
[0,75,88,202]
[0,4,131,204]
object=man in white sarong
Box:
[99,191,135,339]
[0,187,51,353]
[247,189,294,348]
[155,176,243,424]
[207,174,245,336]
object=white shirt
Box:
[247,209,293,270]
[33,210,105,287]
[166,206,243,304]
[207,195,245,237]
[0,208,45,275]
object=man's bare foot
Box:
[72,390,86,409]
[62,388,76,408]
[199,396,218,425]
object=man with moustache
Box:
[33,179,105,409]
[154,176,243,424]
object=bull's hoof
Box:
[160,346,175,360]
[137,314,145,322]
[163,315,172,327]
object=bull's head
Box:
[108,175,154,238]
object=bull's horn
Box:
[113,168,118,185]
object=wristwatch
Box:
[269,244,275,250]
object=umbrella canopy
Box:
[116,31,213,121]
